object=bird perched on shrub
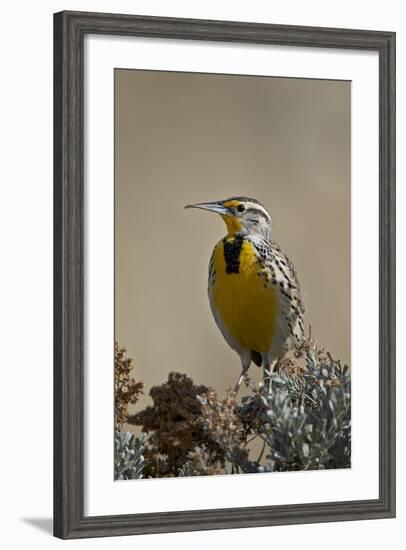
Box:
[186,197,305,393]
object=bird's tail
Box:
[251,350,262,367]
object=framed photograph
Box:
[54,10,396,539]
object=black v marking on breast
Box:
[223,237,244,274]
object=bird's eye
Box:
[237,204,246,213]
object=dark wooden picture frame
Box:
[54,10,396,539]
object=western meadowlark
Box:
[186,197,305,393]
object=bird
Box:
[185,196,305,393]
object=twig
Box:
[256,440,266,464]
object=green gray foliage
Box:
[238,349,351,472]
[114,431,147,480]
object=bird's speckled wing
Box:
[252,238,305,351]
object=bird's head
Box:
[185,197,272,239]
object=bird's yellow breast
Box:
[211,239,278,353]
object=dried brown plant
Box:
[114,341,144,430]
[198,388,257,473]
[129,372,225,477]
[181,446,225,477]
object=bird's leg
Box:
[263,359,278,394]
[234,356,251,394]
[234,368,248,394]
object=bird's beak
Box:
[184,201,230,215]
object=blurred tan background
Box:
[115,69,350,417]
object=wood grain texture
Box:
[53,10,396,539]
